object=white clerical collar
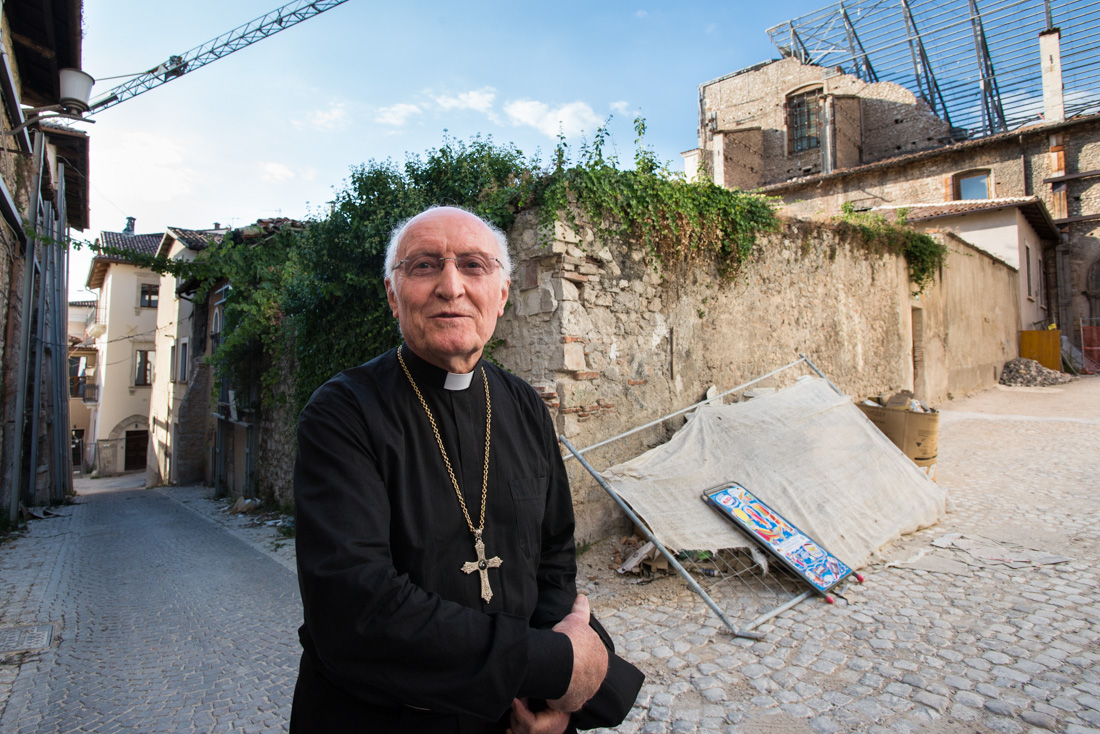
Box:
[444,371,475,391]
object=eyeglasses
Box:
[392,253,503,278]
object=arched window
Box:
[786,87,823,154]
[953,169,991,200]
[211,306,223,351]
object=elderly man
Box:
[291,206,642,733]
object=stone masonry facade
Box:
[688,55,1100,352]
[693,58,951,189]
[493,210,1018,543]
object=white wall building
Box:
[84,219,163,475]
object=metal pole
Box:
[798,353,845,396]
[9,131,46,524]
[559,435,764,640]
[564,356,808,460]
[740,590,814,633]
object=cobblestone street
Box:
[0,475,301,733]
[0,377,1097,733]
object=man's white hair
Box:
[383,206,513,280]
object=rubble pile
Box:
[999,357,1075,387]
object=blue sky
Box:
[70,0,829,296]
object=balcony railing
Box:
[71,376,97,403]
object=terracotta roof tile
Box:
[875,197,1040,220]
[166,227,223,251]
[97,231,164,257]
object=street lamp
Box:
[3,68,96,135]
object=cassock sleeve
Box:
[294,378,572,722]
[518,391,581,697]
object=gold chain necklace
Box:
[397,345,502,602]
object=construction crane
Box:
[88,0,349,114]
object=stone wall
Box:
[255,340,297,508]
[494,210,1018,543]
[244,210,1021,543]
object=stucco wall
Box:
[148,240,197,485]
[91,263,159,474]
[493,210,1019,543]
[911,233,1020,401]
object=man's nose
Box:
[434,259,465,298]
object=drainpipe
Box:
[821,95,835,175]
[9,131,46,524]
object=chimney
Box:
[122,216,136,236]
[1039,28,1064,123]
[213,222,220,230]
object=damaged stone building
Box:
[684,2,1100,367]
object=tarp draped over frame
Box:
[600,378,948,570]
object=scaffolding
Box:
[767,0,1100,139]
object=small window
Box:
[135,349,155,386]
[787,88,822,154]
[140,283,159,308]
[955,170,990,200]
[177,339,189,383]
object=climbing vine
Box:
[539,118,779,279]
[836,202,948,294]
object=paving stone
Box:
[1020,709,1059,730]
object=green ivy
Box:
[539,117,779,279]
[836,202,948,294]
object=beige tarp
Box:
[600,377,948,570]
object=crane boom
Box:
[88,0,350,114]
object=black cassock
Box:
[291,347,641,733]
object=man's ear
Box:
[385,278,400,319]
[497,278,510,317]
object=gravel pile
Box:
[999,357,1076,387]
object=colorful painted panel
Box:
[703,482,852,594]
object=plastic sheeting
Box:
[600,377,948,570]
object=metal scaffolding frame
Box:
[767,0,1100,139]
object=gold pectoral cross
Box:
[461,533,503,603]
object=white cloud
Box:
[435,87,496,113]
[635,10,648,18]
[259,162,295,182]
[94,130,200,204]
[503,99,604,139]
[295,101,350,132]
[610,100,630,115]
[375,103,421,126]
